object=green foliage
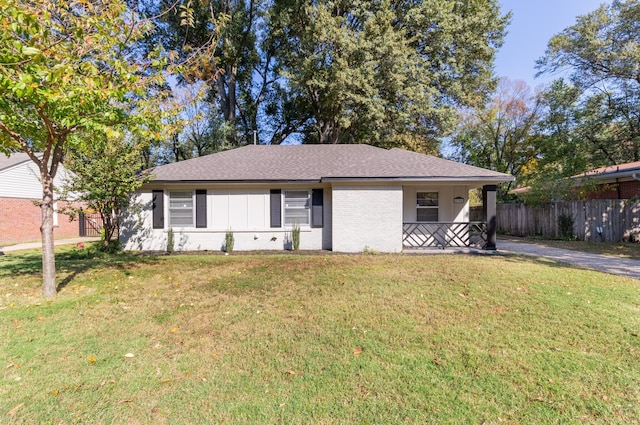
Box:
[362,245,378,255]
[450,78,542,198]
[167,228,175,254]
[0,0,221,294]
[557,213,575,240]
[152,0,260,147]
[0,0,168,295]
[536,0,640,165]
[62,134,152,251]
[224,230,234,253]
[151,0,508,150]
[521,80,588,195]
[267,0,509,150]
[291,224,300,251]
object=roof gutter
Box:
[579,169,640,182]
[148,176,515,185]
[320,176,515,183]
[149,179,322,185]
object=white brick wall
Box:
[331,185,403,253]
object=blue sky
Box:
[495,0,612,89]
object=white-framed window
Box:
[284,190,310,226]
[169,191,194,227]
[417,192,438,222]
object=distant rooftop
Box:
[581,161,640,177]
[0,152,33,172]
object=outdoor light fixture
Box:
[453,196,465,204]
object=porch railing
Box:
[403,222,487,249]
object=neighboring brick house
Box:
[578,161,640,200]
[120,145,514,252]
[0,153,79,246]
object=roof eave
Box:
[147,178,323,185]
[147,176,515,185]
[321,176,515,183]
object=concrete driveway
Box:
[498,240,640,280]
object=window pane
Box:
[169,191,193,227]
[417,208,438,222]
[417,192,438,222]
[417,192,438,207]
[284,191,310,226]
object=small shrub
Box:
[557,213,574,240]
[99,239,121,253]
[225,230,235,253]
[292,224,300,251]
[167,228,175,254]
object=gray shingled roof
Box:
[150,145,514,183]
[0,152,33,172]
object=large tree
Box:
[450,78,543,193]
[536,0,640,165]
[0,1,177,296]
[266,0,509,151]
[139,0,269,146]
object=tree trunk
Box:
[41,174,57,297]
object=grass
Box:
[1,245,639,424]
[499,236,640,261]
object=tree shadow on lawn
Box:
[0,245,161,291]
[497,251,601,274]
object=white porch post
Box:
[482,185,497,250]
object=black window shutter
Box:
[196,190,207,228]
[270,189,282,228]
[152,190,164,229]
[311,189,323,228]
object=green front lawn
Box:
[1,247,639,424]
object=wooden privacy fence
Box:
[495,200,640,242]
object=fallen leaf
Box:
[433,358,441,366]
[170,326,179,333]
[118,399,132,404]
[52,389,59,396]
[285,370,296,375]
[87,356,97,363]
[353,348,363,356]
[7,403,24,416]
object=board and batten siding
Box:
[211,189,270,230]
[332,185,403,252]
[120,188,330,251]
[402,185,470,223]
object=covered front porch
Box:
[401,185,499,250]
